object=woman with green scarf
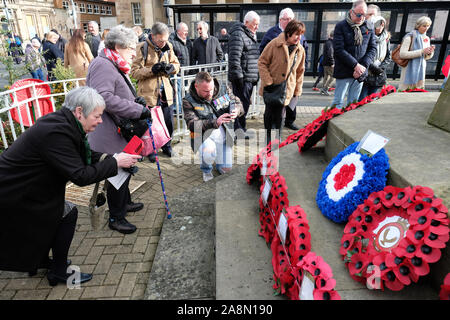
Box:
[0,87,141,287]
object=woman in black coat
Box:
[0,87,141,286]
[42,31,64,81]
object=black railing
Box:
[165,1,450,80]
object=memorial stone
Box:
[427,80,450,132]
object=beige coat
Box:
[258,32,306,106]
[398,34,433,91]
[130,38,180,107]
[64,42,94,85]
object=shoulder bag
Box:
[88,153,109,230]
[263,50,298,108]
[392,33,415,68]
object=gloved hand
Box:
[163,63,175,75]
[139,107,152,121]
[135,96,147,107]
[152,62,165,75]
[369,64,383,75]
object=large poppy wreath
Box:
[316,141,390,223]
[341,185,450,291]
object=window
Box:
[79,3,86,13]
[87,4,92,14]
[106,6,112,15]
[94,5,99,14]
[132,2,142,25]
[62,1,69,9]
[101,6,106,15]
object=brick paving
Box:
[0,93,325,300]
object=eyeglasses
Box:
[352,10,365,19]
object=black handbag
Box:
[263,51,298,108]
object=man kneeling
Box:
[183,72,241,182]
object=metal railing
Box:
[0,62,262,151]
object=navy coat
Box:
[332,19,377,79]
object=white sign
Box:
[299,271,315,300]
[356,130,389,156]
[107,168,130,190]
[261,178,272,206]
[261,158,267,176]
[277,211,288,244]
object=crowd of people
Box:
[0,0,444,287]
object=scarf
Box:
[75,118,92,165]
[404,30,425,86]
[104,48,131,74]
[346,11,364,46]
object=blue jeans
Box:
[30,68,45,81]
[331,78,364,109]
[198,129,232,174]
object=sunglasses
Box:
[352,10,365,19]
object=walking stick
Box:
[146,118,172,219]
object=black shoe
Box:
[126,202,144,213]
[28,258,72,277]
[148,152,157,163]
[108,218,137,234]
[162,146,174,157]
[285,123,300,130]
[47,271,93,287]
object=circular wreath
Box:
[341,185,450,291]
[316,141,390,223]
[291,251,341,300]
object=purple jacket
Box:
[86,51,144,154]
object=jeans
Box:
[231,80,254,132]
[330,78,364,109]
[30,68,45,81]
[198,128,232,174]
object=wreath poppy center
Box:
[333,164,356,191]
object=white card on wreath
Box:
[261,158,267,176]
[278,211,288,244]
[299,271,315,300]
[261,178,272,206]
[356,130,389,156]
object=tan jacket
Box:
[258,32,306,106]
[64,42,94,85]
[130,38,180,107]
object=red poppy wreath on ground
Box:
[341,185,450,291]
[246,140,280,185]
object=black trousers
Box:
[107,175,132,220]
[231,80,254,132]
[49,206,78,276]
[264,103,286,145]
[285,105,297,126]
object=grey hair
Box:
[104,25,138,50]
[244,11,260,24]
[279,8,295,20]
[352,0,367,11]
[62,87,105,117]
[176,22,188,31]
[197,21,209,31]
[415,16,432,29]
[367,4,381,15]
[88,21,99,29]
[151,22,170,36]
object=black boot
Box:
[47,270,93,287]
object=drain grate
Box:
[65,180,146,207]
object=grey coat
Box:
[86,51,144,154]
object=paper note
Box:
[288,96,298,111]
[278,212,288,244]
[107,168,130,190]
[261,178,272,206]
[356,130,389,156]
[299,271,315,300]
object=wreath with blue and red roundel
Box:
[316,141,390,223]
[341,185,450,291]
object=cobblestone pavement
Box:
[0,102,326,300]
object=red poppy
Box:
[439,273,450,300]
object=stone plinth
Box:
[428,80,450,132]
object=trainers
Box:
[202,172,214,182]
[109,218,137,234]
[312,87,319,91]
[320,88,330,96]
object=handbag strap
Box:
[89,153,109,209]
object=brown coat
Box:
[64,42,94,85]
[130,38,180,107]
[258,32,306,106]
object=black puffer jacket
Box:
[170,33,192,67]
[228,22,260,84]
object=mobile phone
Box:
[229,102,235,113]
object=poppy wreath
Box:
[286,205,312,267]
[316,141,390,223]
[258,172,289,244]
[341,185,450,291]
[271,228,295,296]
[291,251,341,300]
[246,140,280,186]
[439,273,450,300]
[294,85,397,154]
[402,88,429,93]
